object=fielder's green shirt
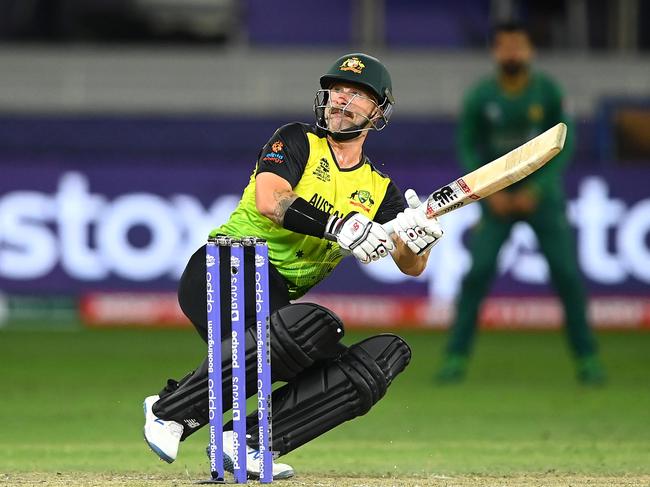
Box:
[212,123,406,300]
[457,71,574,199]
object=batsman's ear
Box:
[404,189,422,209]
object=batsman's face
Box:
[325,82,379,132]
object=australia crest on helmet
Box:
[339,57,365,74]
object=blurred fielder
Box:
[436,22,605,386]
[142,53,443,479]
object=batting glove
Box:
[325,211,394,264]
[394,189,444,255]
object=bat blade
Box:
[383,122,567,235]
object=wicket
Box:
[203,236,273,484]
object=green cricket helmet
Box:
[314,53,395,139]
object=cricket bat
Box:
[383,122,567,235]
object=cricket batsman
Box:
[142,52,444,479]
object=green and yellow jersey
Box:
[213,123,406,299]
[457,71,574,199]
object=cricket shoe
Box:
[577,355,607,386]
[220,430,294,480]
[435,353,468,384]
[143,395,184,463]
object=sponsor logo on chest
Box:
[349,189,375,212]
[312,157,331,182]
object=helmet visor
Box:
[314,89,393,134]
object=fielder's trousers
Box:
[446,198,598,358]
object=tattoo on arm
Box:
[271,189,298,225]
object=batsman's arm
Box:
[255,172,298,226]
[254,123,311,225]
[256,172,336,238]
[390,238,430,276]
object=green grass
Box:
[1,328,649,478]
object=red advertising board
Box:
[79,292,650,330]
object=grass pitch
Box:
[1,327,649,486]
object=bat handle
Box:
[382,220,395,236]
[382,189,431,236]
[382,199,429,236]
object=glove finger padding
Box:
[406,240,422,255]
[413,211,443,238]
[404,189,422,209]
[352,246,371,264]
[409,235,434,254]
[365,232,390,258]
[359,232,390,262]
[395,189,444,255]
[394,212,417,240]
[358,240,376,261]
[328,211,394,264]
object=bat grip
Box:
[382,201,429,236]
[382,220,395,236]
